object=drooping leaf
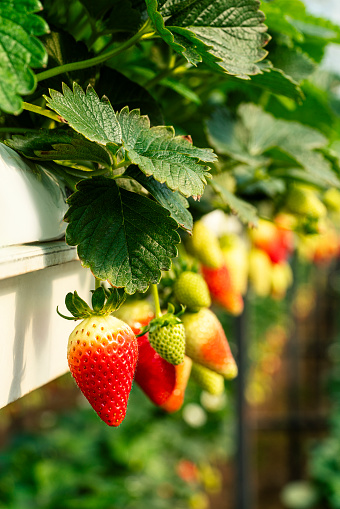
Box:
[0,0,49,114]
[207,104,340,188]
[239,64,303,101]
[146,0,270,78]
[268,46,316,84]
[210,179,258,227]
[124,165,193,232]
[5,129,113,166]
[117,106,215,198]
[45,83,122,147]
[65,177,180,294]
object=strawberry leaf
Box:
[124,166,193,232]
[117,107,215,197]
[5,129,113,167]
[45,84,215,198]
[65,176,180,294]
[45,83,122,148]
[0,0,49,114]
[146,0,269,78]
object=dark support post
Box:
[235,297,251,509]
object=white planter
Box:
[0,143,68,247]
[0,144,92,408]
[0,243,92,408]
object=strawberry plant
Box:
[2,0,340,426]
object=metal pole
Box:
[235,296,251,509]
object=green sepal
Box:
[57,287,127,321]
[92,287,106,312]
[103,288,127,315]
[136,303,185,337]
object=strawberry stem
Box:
[151,284,162,319]
[95,277,101,290]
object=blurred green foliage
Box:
[0,378,234,509]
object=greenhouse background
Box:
[1,0,340,508]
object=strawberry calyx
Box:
[57,286,126,321]
[136,303,185,337]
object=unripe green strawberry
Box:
[174,271,211,310]
[67,315,138,426]
[191,362,225,395]
[286,186,327,219]
[182,308,237,379]
[187,221,223,268]
[149,322,186,365]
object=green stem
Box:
[95,277,102,290]
[36,19,155,82]
[151,284,162,319]
[22,102,64,122]
[0,127,40,134]
[145,60,187,89]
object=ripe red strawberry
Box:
[67,314,138,426]
[174,271,211,310]
[161,356,192,413]
[134,333,177,405]
[250,217,294,264]
[115,300,177,406]
[59,288,138,426]
[201,263,244,316]
[181,308,237,379]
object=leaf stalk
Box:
[36,19,155,82]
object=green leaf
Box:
[124,165,193,232]
[5,129,113,166]
[0,0,49,114]
[45,83,122,147]
[146,0,270,78]
[117,106,215,197]
[241,63,303,101]
[65,177,180,294]
[45,83,214,198]
[207,104,340,188]
[210,179,258,227]
[268,47,316,84]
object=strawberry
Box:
[270,261,293,299]
[190,362,225,396]
[161,356,192,413]
[250,218,293,264]
[187,221,223,269]
[59,288,138,426]
[181,308,237,379]
[114,300,155,335]
[219,234,248,295]
[149,322,186,365]
[286,185,327,219]
[174,271,211,310]
[134,333,177,405]
[248,248,273,297]
[201,263,244,316]
[114,300,177,406]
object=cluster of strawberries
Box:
[64,220,240,427]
